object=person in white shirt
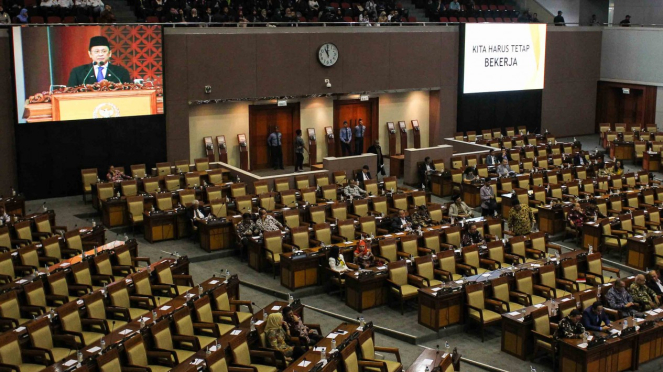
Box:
[391,209,412,232]
[88,0,104,14]
[40,0,54,8]
[329,246,351,272]
[0,206,10,225]
[496,158,512,177]
[0,6,10,24]
[356,165,371,189]
[647,270,663,301]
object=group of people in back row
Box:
[556,273,663,340]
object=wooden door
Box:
[595,82,657,132]
[333,99,379,156]
[249,104,300,171]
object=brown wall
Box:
[0,30,17,195]
[541,28,602,137]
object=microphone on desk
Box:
[108,320,116,348]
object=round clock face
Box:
[318,43,339,67]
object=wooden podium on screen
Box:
[412,120,421,149]
[216,136,228,163]
[238,134,249,171]
[398,121,408,154]
[325,127,335,157]
[204,137,214,162]
[22,83,162,122]
[308,128,317,166]
[387,122,397,157]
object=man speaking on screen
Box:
[67,36,131,87]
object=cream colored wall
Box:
[378,91,430,156]
[189,91,430,166]
[300,97,334,165]
[189,102,250,167]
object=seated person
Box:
[256,208,284,232]
[391,209,412,232]
[419,157,435,189]
[581,301,611,332]
[496,159,512,177]
[609,160,624,177]
[605,279,638,318]
[356,165,372,189]
[629,274,659,311]
[236,212,258,256]
[646,270,663,301]
[353,240,374,268]
[328,246,351,272]
[554,309,585,340]
[0,206,10,224]
[461,223,485,246]
[282,306,321,346]
[264,313,305,361]
[485,149,498,166]
[573,152,589,166]
[344,179,367,199]
[411,205,436,227]
[107,165,131,182]
[188,199,207,220]
[463,167,477,184]
[449,195,473,219]
[498,148,512,163]
[568,203,586,230]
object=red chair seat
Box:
[477,17,485,22]
[29,16,44,23]
[408,16,417,22]
[485,17,494,22]
[146,16,159,22]
[468,17,477,22]
[494,17,502,22]
[439,16,449,22]
[449,16,458,22]
[47,16,61,23]
[458,17,467,22]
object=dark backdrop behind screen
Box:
[457,23,542,134]
[15,115,166,200]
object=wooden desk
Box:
[405,348,453,372]
[0,195,25,216]
[610,141,634,161]
[280,248,327,290]
[626,236,651,271]
[558,326,637,372]
[198,219,234,252]
[462,182,481,208]
[418,286,464,331]
[643,151,661,172]
[344,268,388,312]
[582,221,603,250]
[101,198,128,227]
[143,209,187,243]
[390,155,405,178]
[80,225,107,247]
[537,205,565,235]
[430,173,452,198]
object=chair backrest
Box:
[314,223,332,245]
[282,209,300,228]
[372,196,388,216]
[259,192,277,211]
[465,282,485,309]
[280,190,298,208]
[384,177,398,192]
[142,177,160,193]
[515,270,535,295]
[130,164,146,178]
[231,183,248,198]
[185,172,202,188]
[300,187,317,205]
[179,189,196,207]
[208,169,224,184]
[295,175,309,190]
[322,184,337,201]
[310,205,327,225]
[57,300,83,334]
[462,245,480,267]
[290,226,310,250]
[229,334,252,366]
[156,192,173,210]
[415,256,435,281]
[353,199,369,216]
[0,252,15,280]
[164,175,181,191]
[81,169,98,193]
[399,235,418,257]
[23,280,47,308]
[392,194,408,211]
[206,186,223,202]
[83,291,107,321]
[0,331,24,367]
[315,174,330,187]
[529,232,547,254]
[97,348,122,372]
[205,348,230,372]
[124,334,149,367]
[538,263,557,289]
[388,260,408,286]
[561,258,579,281]
[47,270,69,298]
[157,162,172,176]
[437,250,457,275]
[18,245,39,268]
[423,230,440,250]
[531,307,551,336]
[487,241,505,264]
[444,226,461,248]
[195,158,210,171]
[509,235,527,257]
[490,276,510,303]
[263,230,283,257]
[14,220,33,242]
[210,199,227,218]
[41,235,62,259]
[274,177,290,192]
[364,179,379,195]
[333,171,347,185]
[411,191,426,208]
[378,238,398,262]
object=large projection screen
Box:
[462,23,547,94]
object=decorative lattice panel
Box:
[102,25,163,81]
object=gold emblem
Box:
[92,103,121,119]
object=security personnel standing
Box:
[268,126,284,170]
[340,121,352,157]
[354,119,366,155]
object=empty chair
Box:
[57,300,107,346]
[0,291,36,328]
[107,281,152,320]
[172,307,218,349]
[83,291,127,330]
[154,261,194,295]
[192,295,235,337]
[229,334,278,372]
[150,318,197,362]
[210,285,254,324]
[0,331,50,372]
[387,260,420,314]
[465,282,501,342]
[195,158,210,171]
[124,334,176,372]
[156,162,172,176]
[27,317,75,362]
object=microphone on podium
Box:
[83,61,99,84]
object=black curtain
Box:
[456,90,542,135]
[15,115,166,200]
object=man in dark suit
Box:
[67,36,132,87]
[187,199,208,233]
[419,157,435,189]
[497,148,512,163]
[367,140,385,178]
[646,270,663,302]
[391,209,412,232]
[356,165,372,188]
[573,152,590,166]
[485,149,498,166]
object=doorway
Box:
[248,104,301,171]
[595,82,657,131]
[333,98,379,156]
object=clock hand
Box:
[325,46,329,57]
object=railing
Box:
[2,21,663,27]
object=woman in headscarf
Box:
[17,9,29,23]
[353,240,374,268]
[264,313,304,361]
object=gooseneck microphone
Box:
[82,61,99,84]
[105,63,123,83]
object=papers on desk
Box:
[326,333,339,339]
[233,215,242,218]
[335,330,348,335]
[517,318,524,322]
[610,329,620,335]
[327,201,334,204]
[271,306,281,311]
[191,359,204,366]
[655,309,663,314]
[384,234,393,238]
[508,311,520,316]
[587,335,593,341]
[531,264,541,268]
[14,327,25,333]
[560,298,571,302]
[255,320,264,325]
[64,360,78,367]
[160,306,171,311]
[87,347,101,353]
[314,347,326,352]
[636,318,645,323]
[119,329,133,335]
[406,260,412,264]
[125,279,133,284]
[15,279,27,284]
[282,208,291,210]
[578,343,588,349]
[422,359,434,365]
[209,280,219,285]
[646,310,657,316]
[231,330,242,335]
[395,232,405,236]
[298,361,312,367]
[77,300,84,305]
[345,241,355,245]
[140,317,151,322]
[534,304,545,308]
[454,249,461,254]
[455,280,464,284]
[377,266,387,270]
[482,273,491,277]
[431,288,442,292]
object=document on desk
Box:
[508,311,520,316]
[209,280,219,285]
[298,361,312,367]
[119,329,134,335]
[87,347,101,353]
[255,320,264,325]
[326,333,339,339]
[314,347,326,352]
[422,359,434,365]
[160,306,171,311]
[578,343,588,349]
[64,360,78,367]
[534,304,544,308]
[231,330,242,335]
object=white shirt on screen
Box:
[363,172,369,181]
[94,63,108,80]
